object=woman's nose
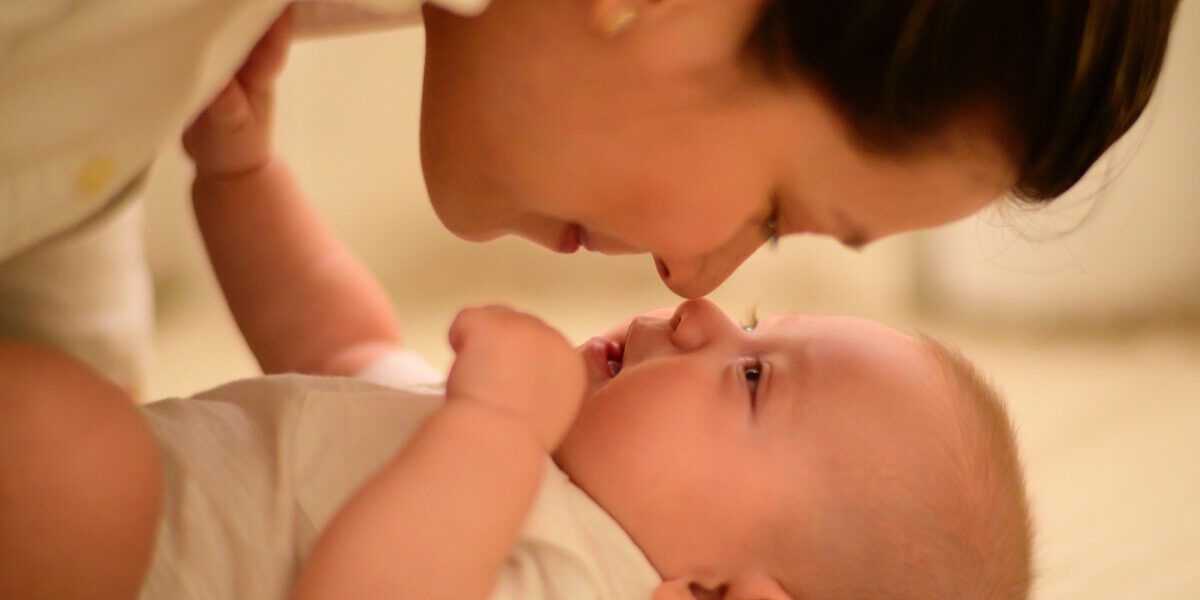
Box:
[655,256,736,299]
[654,232,765,299]
[670,298,735,351]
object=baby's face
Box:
[554,299,959,587]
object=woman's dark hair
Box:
[749,1,1181,200]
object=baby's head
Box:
[555,299,1032,599]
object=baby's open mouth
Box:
[583,336,624,383]
[607,341,624,377]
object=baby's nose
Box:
[670,298,733,351]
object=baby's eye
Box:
[742,360,763,404]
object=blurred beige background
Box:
[142,4,1199,599]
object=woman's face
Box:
[421,0,1015,298]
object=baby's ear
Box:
[652,575,794,600]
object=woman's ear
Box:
[587,0,767,70]
[590,0,644,36]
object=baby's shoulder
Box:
[141,374,440,449]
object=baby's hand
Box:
[182,11,292,178]
[445,305,586,452]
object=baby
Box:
[140,301,1033,600]
[140,24,1033,599]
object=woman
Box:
[0,1,1181,366]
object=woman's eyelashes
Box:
[763,214,779,249]
[741,308,759,332]
[763,195,781,249]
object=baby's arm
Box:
[292,306,587,599]
[183,12,397,376]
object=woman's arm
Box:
[291,306,587,599]
[184,12,397,376]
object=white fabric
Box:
[0,0,489,260]
[0,187,152,396]
[290,0,487,36]
[140,353,660,600]
[354,346,445,388]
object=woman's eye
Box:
[741,307,759,332]
[763,199,781,248]
[764,216,779,248]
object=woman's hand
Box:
[182,10,292,178]
[445,305,586,452]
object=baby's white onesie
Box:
[139,350,661,599]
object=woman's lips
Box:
[556,224,581,253]
[580,229,642,255]
[654,256,670,279]
[579,226,594,252]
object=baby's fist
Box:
[182,11,291,177]
[445,305,586,452]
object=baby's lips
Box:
[598,319,632,347]
[599,305,677,347]
[580,337,621,384]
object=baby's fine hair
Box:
[781,337,1033,600]
[748,1,1180,201]
[916,337,1034,599]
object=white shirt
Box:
[0,0,488,260]
[140,351,661,600]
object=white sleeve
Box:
[0,0,288,259]
[0,194,151,398]
[290,0,420,37]
[290,0,491,37]
[353,348,444,389]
